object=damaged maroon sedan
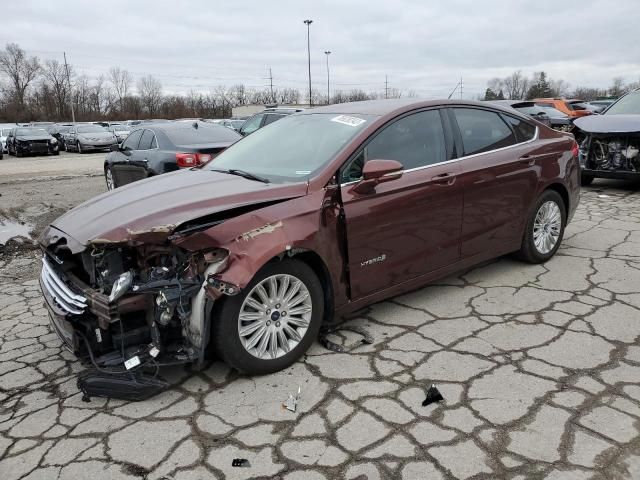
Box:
[39,99,579,399]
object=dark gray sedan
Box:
[104,121,242,189]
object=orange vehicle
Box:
[534,98,593,118]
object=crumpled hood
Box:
[49,169,307,246]
[574,114,640,134]
[17,134,52,141]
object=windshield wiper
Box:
[210,168,270,184]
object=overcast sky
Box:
[3,0,639,99]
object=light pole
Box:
[324,51,331,105]
[303,19,313,107]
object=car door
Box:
[448,107,540,259]
[128,129,156,178]
[340,109,463,299]
[111,129,143,186]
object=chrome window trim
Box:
[339,126,538,187]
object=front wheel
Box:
[517,190,566,264]
[76,142,83,154]
[211,258,324,374]
[105,166,116,190]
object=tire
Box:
[16,150,22,158]
[77,142,83,154]
[517,190,566,264]
[105,166,116,190]
[211,258,324,374]
[580,174,594,187]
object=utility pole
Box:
[385,75,389,99]
[324,51,331,105]
[460,76,463,99]
[269,68,274,104]
[303,19,313,108]
[63,52,75,123]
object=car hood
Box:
[574,114,640,134]
[17,135,52,141]
[47,169,308,247]
[78,132,114,139]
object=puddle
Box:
[0,219,34,245]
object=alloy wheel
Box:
[105,168,115,190]
[237,274,312,360]
[533,200,562,254]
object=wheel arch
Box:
[544,182,570,214]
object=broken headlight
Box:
[109,271,133,302]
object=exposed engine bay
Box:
[579,134,640,173]
[41,238,239,400]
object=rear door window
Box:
[500,114,536,143]
[138,130,156,150]
[452,108,517,156]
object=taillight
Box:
[571,140,579,158]
[175,152,214,168]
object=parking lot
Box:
[1,153,640,479]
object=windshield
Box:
[111,126,128,132]
[208,113,374,183]
[17,128,48,136]
[535,105,569,118]
[77,125,107,133]
[605,91,640,115]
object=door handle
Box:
[519,154,536,166]
[431,172,457,185]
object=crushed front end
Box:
[39,232,235,400]
[578,133,640,180]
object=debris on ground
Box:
[422,384,444,406]
[232,458,250,467]
[283,386,301,412]
[319,324,374,353]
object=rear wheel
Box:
[517,190,566,264]
[211,258,324,374]
[105,166,116,190]
[580,173,594,186]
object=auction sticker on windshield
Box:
[331,115,366,127]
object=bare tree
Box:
[503,71,529,100]
[609,77,626,97]
[549,79,570,98]
[42,59,71,119]
[108,66,132,112]
[0,43,41,111]
[137,75,163,115]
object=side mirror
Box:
[109,144,120,152]
[350,159,403,194]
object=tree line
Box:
[483,70,639,101]
[0,43,409,123]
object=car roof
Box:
[299,98,525,117]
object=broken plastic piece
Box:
[283,386,301,412]
[232,458,250,467]
[77,369,169,402]
[422,384,444,406]
[318,325,374,353]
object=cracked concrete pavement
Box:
[1,179,640,479]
